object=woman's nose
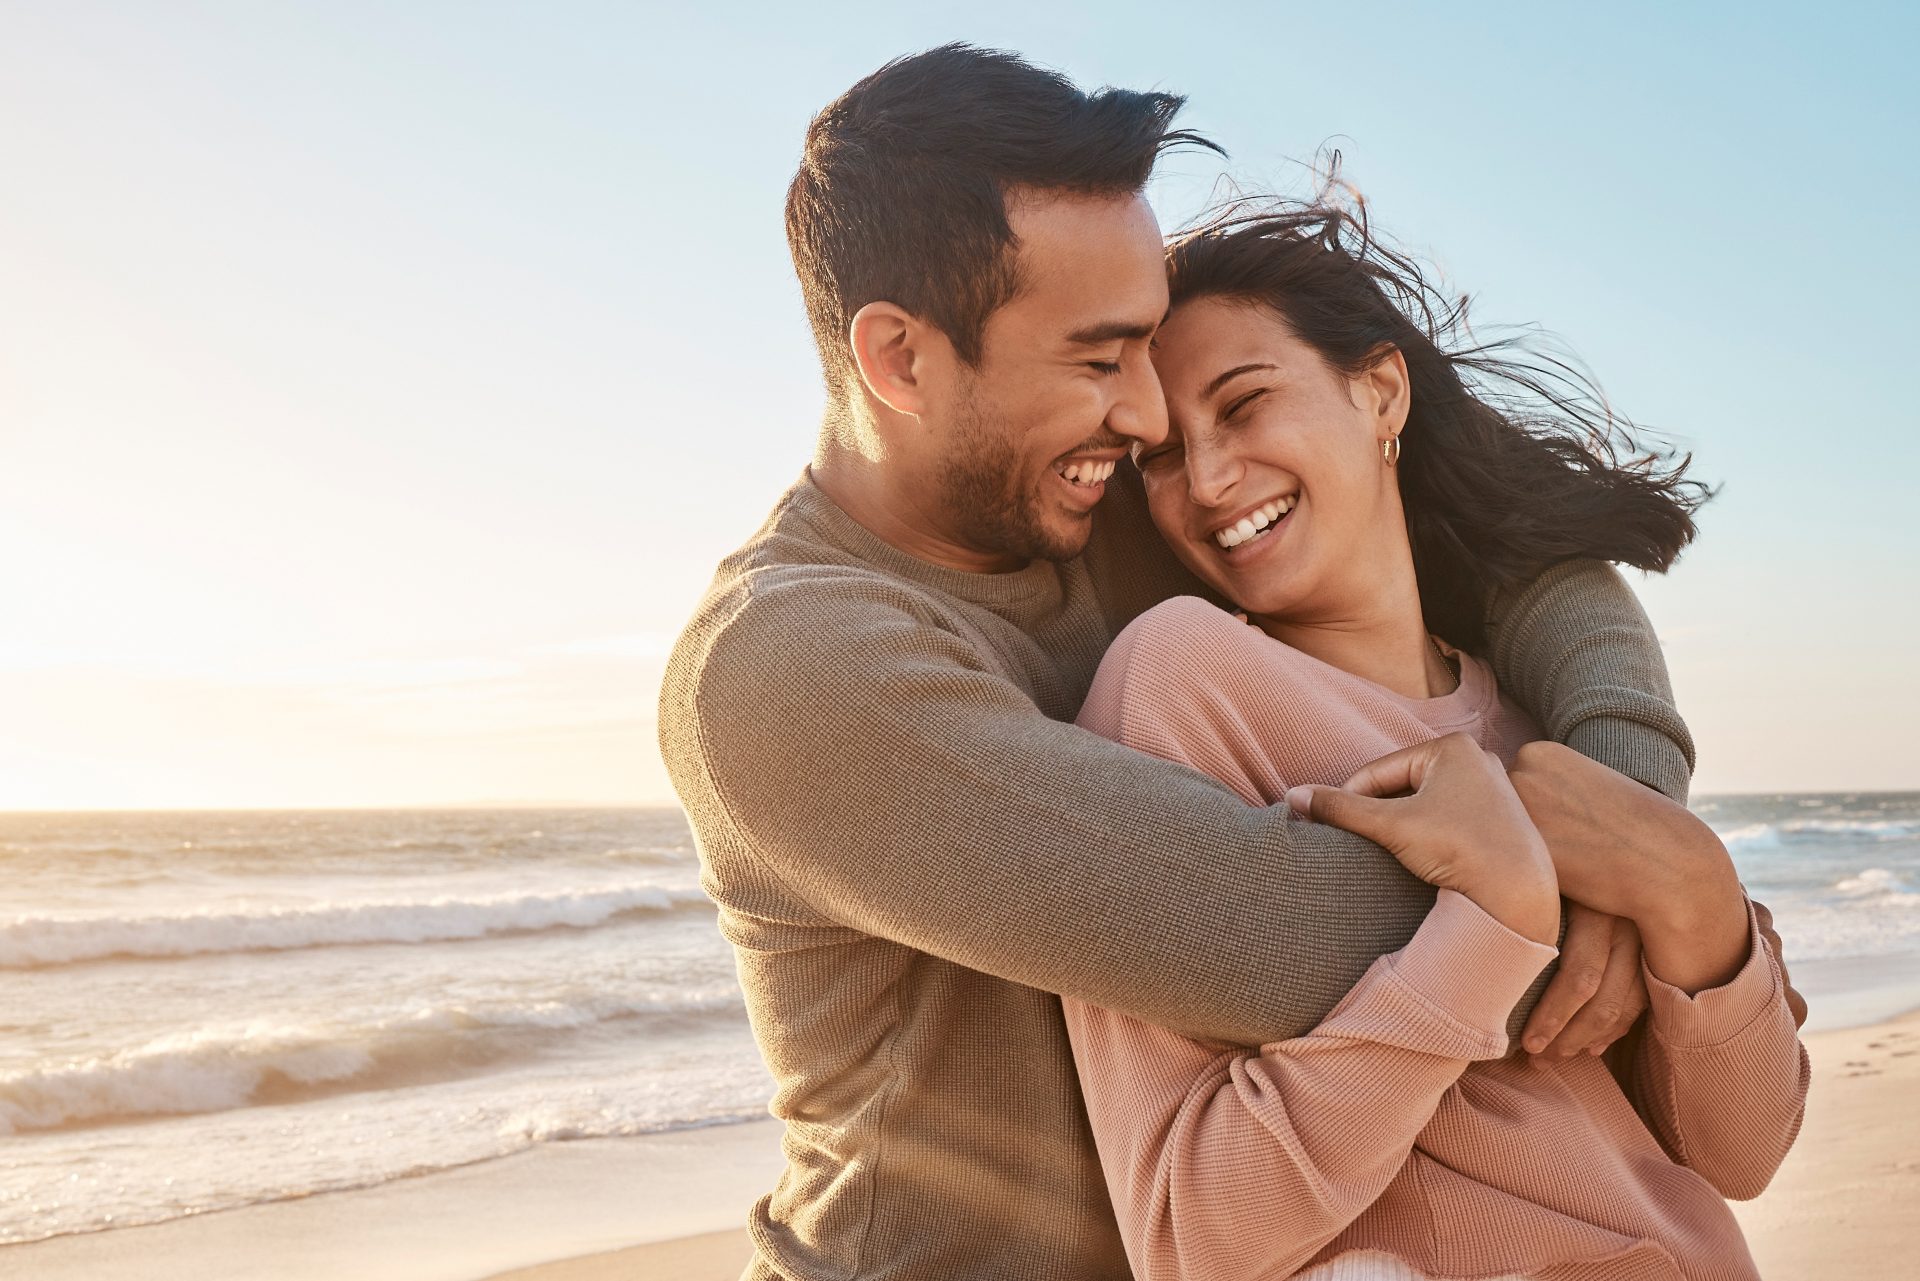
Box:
[1186,441,1242,508]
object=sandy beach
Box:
[5,1007,1912,1281]
[488,1009,1920,1281]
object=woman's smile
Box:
[1203,491,1299,559]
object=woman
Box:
[1061,190,1810,1281]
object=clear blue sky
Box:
[1,1,1914,806]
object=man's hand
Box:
[1520,903,1648,1058]
[1504,740,1737,924]
[1507,740,1750,995]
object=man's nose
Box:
[1107,355,1169,447]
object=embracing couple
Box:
[660,43,1810,1281]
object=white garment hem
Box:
[1292,1249,1532,1281]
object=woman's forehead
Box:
[1156,299,1309,381]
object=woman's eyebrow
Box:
[1202,362,1278,398]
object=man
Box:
[659,44,1698,1280]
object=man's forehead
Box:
[1002,190,1167,332]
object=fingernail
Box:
[1284,786,1312,815]
[1523,1036,1545,1054]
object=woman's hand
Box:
[1286,733,1561,946]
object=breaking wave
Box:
[1833,867,1916,899]
[0,987,743,1134]
[0,883,714,968]
[1716,817,1920,853]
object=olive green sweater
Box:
[657,464,1694,1281]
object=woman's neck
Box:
[1252,577,1456,701]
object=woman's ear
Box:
[848,302,944,418]
[1359,346,1412,438]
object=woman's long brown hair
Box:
[1164,165,1714,650]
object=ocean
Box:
[2,794,1916,1247]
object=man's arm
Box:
[664,576,1436,1048]
[1484,558,1695,804]
[663,557,1694,1048]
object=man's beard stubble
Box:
[936,395,1087,565]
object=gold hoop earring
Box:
[1382,435,1401,466]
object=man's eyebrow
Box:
[1202,363,1279,398]
[1065,319,1158,346]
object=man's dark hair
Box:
[786,43,1217,406]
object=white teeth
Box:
[1059,459,1116,486]
[1212,494,1298,550]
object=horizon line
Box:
[3,786,1919,817]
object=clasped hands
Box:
[1286,737,1809,1061]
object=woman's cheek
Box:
[1146,485,1215,580]
[1143,484,1185,553]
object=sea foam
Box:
[1833,867,1916,898]
[0,883,714,968]
[1715,817,1920,853]
[0,986,743,1134]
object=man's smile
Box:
[1050,453,1122,508]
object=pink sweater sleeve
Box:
[1062,890,1558,1281]
[1623,895,1812,1200]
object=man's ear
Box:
[849,301,945,417]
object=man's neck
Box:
[810,439,1029,575]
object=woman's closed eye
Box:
[1221,387,1268,424]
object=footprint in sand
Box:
[1893,1049,1916,1058]
[1842,1068,1884,1077]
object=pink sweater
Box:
[1063,597,1810,1281]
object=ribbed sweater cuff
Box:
[1643,897,1780,1048]
[1563,715,1693,804]
[1385,890,1561,1050]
